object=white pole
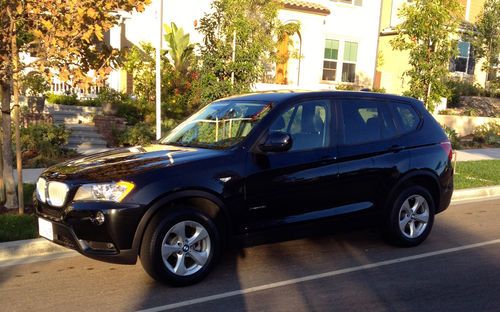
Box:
[155,0,163,140]
[231,30,236,85]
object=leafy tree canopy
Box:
[391,0,463,111]
[196,0,283,103]
[0,0,151,87]
[469,0,500,89]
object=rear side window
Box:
[340,99,397,145]
[393,103,420,134]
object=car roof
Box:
[216,90,422,107]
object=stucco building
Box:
[106,0,383,93]
[375,0,489,95]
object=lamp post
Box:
[155,0,163,140]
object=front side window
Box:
[270,100,330,151]
[162,101,271,149]
[340,100,397,145]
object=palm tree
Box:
[164,22,194,75]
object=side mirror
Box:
[259,131,293,153]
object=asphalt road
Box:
[1,198,499,312]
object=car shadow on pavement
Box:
[135,204,500,312]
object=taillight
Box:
[440,141,453,161]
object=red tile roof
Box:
[281,0,331,15]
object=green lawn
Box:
[0,184,38,242]
[454,160,500,189]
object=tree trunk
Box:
[0,82,18,209]
[11,19,24,214]
[0,90,5,205]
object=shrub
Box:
[335,84,356,91]
[79,98,102,107]
[441,124,461,149]
[438,109,454,115]
[20,123,73,167]
[472,122,500,146]
[46,93,79,106]
[162,118,181,134]
[371,88,387,93]
[444,79,500,107]
[45,93,102,107]
[117,122,155,147]
[21,72,50,97]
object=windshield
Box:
[161,101,272,149]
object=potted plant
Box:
[22,71,50,113]
[98,87,124,115]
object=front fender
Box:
[130,190,230,257]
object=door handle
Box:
[389,145,405,153]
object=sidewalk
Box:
[455,148,500,162]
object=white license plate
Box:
[38,218,54,241]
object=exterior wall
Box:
[107,0,382,92]
[276,8,328,88]
[319,0,382,88]
[434,114,500,136]
[377,37,410,94]
[107,0,212,92]
[376,0,411,94]
[467,0,486,22]
[376,0,489,96]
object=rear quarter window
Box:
[393,103,420,134]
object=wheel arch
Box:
[385,170,441,213]
[131,190,231,256]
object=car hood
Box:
[42,145,226,183]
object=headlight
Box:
[36,178,47,203]
[47,181,69,207]
[74,181,135,202]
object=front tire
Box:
[140,207,221,286]
[383,186,435,247]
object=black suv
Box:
[35,91,453,285]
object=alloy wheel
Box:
[398,194,430,239]
[160,220,211,276]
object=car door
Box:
[335,97,409,212]
[242,99,339,232]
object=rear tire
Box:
[383,185,435,247]
[140,207,221,286]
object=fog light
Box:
[92,211,105,225]
[81,240,116,252]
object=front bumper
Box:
[35,199,144,264]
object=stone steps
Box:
[52,112,95,125]
[45,103,110,154]
[45,103,103,114]
[67,137,107,146]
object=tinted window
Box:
[341,100,397,145]
[394,103,420,134]
[270,100,330,151]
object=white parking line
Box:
[137,238,500,312]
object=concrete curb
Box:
[451,185,500,202]
[1,185,499,263]
[0,238,77,263]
